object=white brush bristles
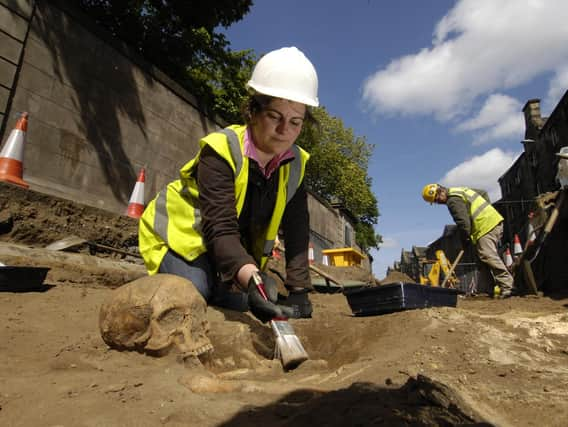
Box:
[271,319,309,370]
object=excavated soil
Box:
[1,183,568,427]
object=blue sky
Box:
[221,0,568,278]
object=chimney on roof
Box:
[522,99,543,139]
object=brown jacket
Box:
[197,145,311,289]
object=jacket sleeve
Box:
[446,196,472,245]
[280,181,313,290]
[197,145,256,282]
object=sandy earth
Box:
[1,184,568,426]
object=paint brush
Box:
[251,271,309,370]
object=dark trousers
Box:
[158,250,248,312]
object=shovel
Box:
[513,188,567,295]
[440,249,464,288]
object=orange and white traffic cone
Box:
[526,213,536,249]
[503,246,513,269]
[322,254,329,266]
[0,112,29,188]
[308,242,315,265]
[513,234,523,257]
[126,168,145,219]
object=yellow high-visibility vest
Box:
[448,187,503,244]
[139,125,309,275]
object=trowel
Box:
[45,235,87,251]
[45,235,141,257]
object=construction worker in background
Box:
[422,184,514,298]
[139,47,316,322]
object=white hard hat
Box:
[246,47,319,107]
[556,146,568,159]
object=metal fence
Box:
[454,262,483,295]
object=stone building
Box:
[498,94,568,293]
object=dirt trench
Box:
[2,182,568,426]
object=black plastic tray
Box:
[0,266,50,292]
[344,282,460,316]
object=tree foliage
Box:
[298,108,381,250]
[77,0,255,123]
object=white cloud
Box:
[455,93,524,144]
[439,148,520,201]
[378,236,398,249]
[546,64,568,111]
[363,0,568,120]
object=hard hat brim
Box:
[246,82,319,107]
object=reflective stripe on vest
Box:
[287,145,302,204]
[448,187,503,244]
[154,189,168,244]
[449,188,489,220]
[219,128,243,177]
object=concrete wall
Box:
[308,192,340,253]
[1,0,220,214]
[307,192,368,269]
[0,0,33,129]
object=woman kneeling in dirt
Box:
[139,47,318,323]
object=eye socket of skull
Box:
[157,307,187,330]
[142,308,185,354]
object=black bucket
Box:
[0,266,51,292]
[344,282,460,316]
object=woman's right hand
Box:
[236,263,260,290]
[246,272,295,322]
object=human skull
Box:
[99,274,213,358]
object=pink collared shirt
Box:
[244,128,295,178]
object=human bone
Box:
[99,274,213,357]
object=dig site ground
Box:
[1,183,568,427]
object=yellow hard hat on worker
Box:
[422,183,439,204]
[246,46,319,107]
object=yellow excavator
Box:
[419,250,461,288]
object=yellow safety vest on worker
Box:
[139,125,309,275]
[448,187,503,244]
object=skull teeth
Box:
[185,343,213,357]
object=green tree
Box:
[77,0,255,123]
[298,108,381,251]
